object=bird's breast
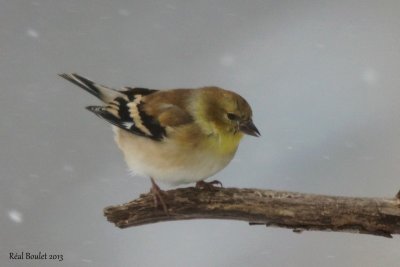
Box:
[113,127,240,185]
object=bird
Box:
[59,73,260,212]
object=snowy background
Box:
[1,0,400,266]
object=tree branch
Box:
[103,187,400,238]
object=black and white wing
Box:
[60,73,166,141]
[87,89,166,141]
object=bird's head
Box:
[195,87,260,138]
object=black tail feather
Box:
[59,73,103,99]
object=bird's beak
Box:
[239,120,260,137]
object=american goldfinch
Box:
[59,73,259,212]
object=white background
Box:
[1,0,400,266]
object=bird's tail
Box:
[59,73,124,103]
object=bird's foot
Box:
[195,180,223,190]
[150,178,169,215]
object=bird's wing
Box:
[88,88,193,141]
[60,73,193,140]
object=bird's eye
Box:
[227,113,239,121]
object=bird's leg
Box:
[195,180,223,190]
[150,177,169,214]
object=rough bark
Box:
[104,187,400,238]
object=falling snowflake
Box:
[63,164,75,172]
[8,210,23,223]
[220,54,235,67]
[362,68,379,86]
[26,28,39,38]
[118,9,130,16]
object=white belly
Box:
[113,127,237,185]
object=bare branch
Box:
[104,187,400,238]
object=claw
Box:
[150,178,169,215]
[195,180,223,190]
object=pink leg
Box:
[150,177,169,214]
